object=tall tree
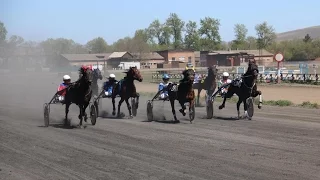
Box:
[255,21,276,51]
[246,36,257,49]
[184,21,200,50]
[147,19,171,48]
[86,37,109,53]
[232,24,248,50]
[0,21,7,42]
[198,17,221,50]
[131,29,150,58]
[165,13,185,49]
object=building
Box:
[60,53,111,69]
[60,51,134,70]
[106,52,134,69]
[131,52,165,69]
[156,49,196,67]
[204,49,274,67]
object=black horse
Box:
[167,69,195,123]
[218,59,262,119]
[111,66,143,118]
[64,66,93,127]
[91,68,103,96]
[192,66,218,106]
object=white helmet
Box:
[63,75,71,81]
[222,72,229,77]
[109,74,116,79]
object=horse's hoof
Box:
[112,111,116,116]
[135,103,139,109]
[78,115,82,119]
[174,120,180,123]
[129,115,133,119]
[258,105,262,109]
[218,105,224,110]
[179,109,186,116]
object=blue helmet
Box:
[163,74,170,79]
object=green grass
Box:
[139,92,319,109]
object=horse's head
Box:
[93,68,103,80]
[247,59,259,78]
[125,66,143,82]
[182,69,195,83]
[79,66,93,85]
[207,65,218,79]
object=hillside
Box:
[276,26,320,41]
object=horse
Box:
[218,59,262,119]
[167,69,195,123]
[64,66,93,127]
[111,66,143,118]
[91,68,103,96]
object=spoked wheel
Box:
[189,103,195,123]
[90,104,97,125]
[131,98,137,117]
[246,97,254,120]
[146,100,153,122]
[43,103,50,127]
[206,98,213,119]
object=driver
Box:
[158,74,171,100]
[218,72,232,96]
[57,75,71,103]
[103,74,118,97]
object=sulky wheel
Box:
[206,97,214,119]
[246,97,254,120]
[131,98,137,117]
[189,103,195,123]
[94,98,99,118]
[43,103,50,127]
[146,100,153,122]
[90,104,97,125]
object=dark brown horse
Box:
[167,69,195,123]
[192,66,218,106]
[218,59,262,119]
[111,66,143,118]
[64,66,93,127]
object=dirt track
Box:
[0,72,320,180]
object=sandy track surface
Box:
[0,73,320,180]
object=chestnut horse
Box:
[167,69,195,123]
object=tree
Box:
[0,21,7,42]
[255,21,276,51]
[232,24,248,50]
[147,19,172,50]
[198,17,221,50]
[246,36,257,49]
[303,34,312,43]
[131,29,150,58]
[165,13,185,49]
[86,37,109,53]
[184,21,200,50]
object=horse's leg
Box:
[243,98,248,118]
[117,98,125,117]
[78,105,83,127]
[219,94,228,110]
[135,93,140,109]
[83,101,90,122]
[197,88,201,106]
[65,103,70,126]
[112,95,116,116]
[124,98,132,118]
[254,90,263,109]
[170,98,178,122]
[236,98,242,119]
[178,99,187,116]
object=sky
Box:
[1,0,319,45]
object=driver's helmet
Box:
[63,75,71,81]
[222,72,229,77]
[109,74,116,80]
[163,74,170,81]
